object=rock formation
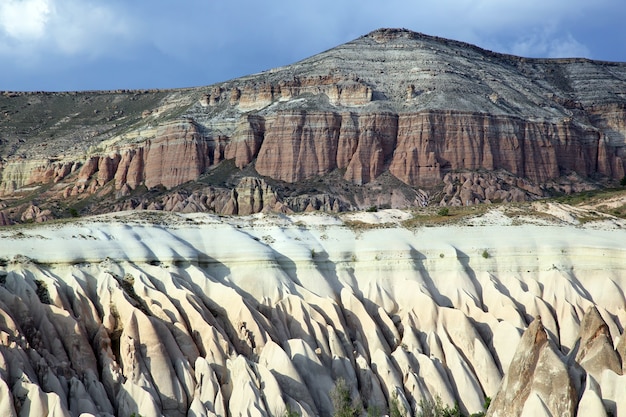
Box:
[1,28,626,224]
[0,208,624,416]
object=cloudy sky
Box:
[1,0,625,92]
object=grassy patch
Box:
[402,204,490,228]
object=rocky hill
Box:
[1,28,626,225]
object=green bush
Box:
[417,396,462,417]
[621,175,626,187]
[437,207,450,216]
[331,378,361,417]
[481,250,490,259]
[389,391,405,417]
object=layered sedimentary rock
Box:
[255,111,342,182]
[2,28,626,224]
[0,210,625,416]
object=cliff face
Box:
[1,28,626,223]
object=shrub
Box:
[481,250,490,259]
[437,207,450,216]
[331,378,361,417]
[34,279,52,304]
[367,404,383,417]
[366,206,379,212]
[621,175,626,186]
[389,391,405,417]
[417,396,462,417]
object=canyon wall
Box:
[0,211,624,416]
[1,110,623,199]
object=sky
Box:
[1,0,625,92]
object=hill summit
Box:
[1,28,626,224]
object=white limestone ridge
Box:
[0,206,625,416]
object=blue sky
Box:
[1,0,625,92]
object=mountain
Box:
[0,27,625,225]
[0,29,626,222]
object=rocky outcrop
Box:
[0,211,10,226]
[486,317,579,417]
[486,304,626,417]
[439,171,544,206]
[204,74,373,111]
[20,204,54,223]
[224,115,265,169]
[110,177,281,216]
[142,119,214,189]
[572,306,622,381]
[0,158,79,195]
[0,212,625,416]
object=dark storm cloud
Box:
[1,0,625,91]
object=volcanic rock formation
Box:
[0,208,625,416]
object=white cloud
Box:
[0,0,51,40]
[0,0,134,64]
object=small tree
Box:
[417,396,463,417]
[389,391,405,417]
[331,378,361,417]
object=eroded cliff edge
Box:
[0,206,625,416]
[1,29,626,224]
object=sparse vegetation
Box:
[389,391,405,417]
[331,378,361,417]
[283,403,300,417]
[34,279,52,304]
[366,404,383,417]
[366,206,379,212]
[469,397,491,417]
[401,204,491,228]
[481,250,490,259]
[417,396,462,417]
